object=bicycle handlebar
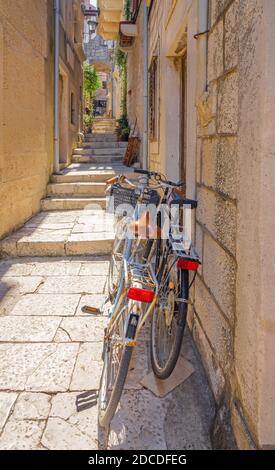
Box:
[134,168,151,176]
[134,168,183,188]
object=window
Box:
[71,92,76,125]
[149,57,158,141]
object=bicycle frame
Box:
[105,173,198,347]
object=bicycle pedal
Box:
[76,391,98,412]
[81,305,101,315]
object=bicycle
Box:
[98,169,200,427]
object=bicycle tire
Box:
[150,242,189,379]
[108,235,125,300]
[108,217,128,300]
[98,345,132,428]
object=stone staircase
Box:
[72,134,127,165]
[0,123,132,258]
[92,117,117,134]
[41,127,127,212]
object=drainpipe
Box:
[53,0,60,174]
[197,0,209,92]
[112,60,115,118]
[143,0,149,170]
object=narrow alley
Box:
[1,0,275,455]
[0,120,214,450]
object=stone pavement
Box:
[0,257,215,450]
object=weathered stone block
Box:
[12,393,51,420]
[225,0,239,70]
[0,343,79,391]
[0,316,60,342]
[31,261,81,277]
[217,72,238,134]
[58,317,108,343]
[70,343,103,391]
[46,391,101,449]
[0,392,17,431]
[1,276,42,295]
[194,277,233,370]
[197,186,237,256]
[38,276,106,295]
[42,416,98,450]
[208,20,224,82]
[200,136,237,199]
[0,418,45,450]
[203,232,236,323]
[201,137,218,189]
[216,137,238,199]
[197,82,217,137]
[210,0,233,27]
[192,317,225,401]
[10,293,80,317]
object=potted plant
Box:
[117,115,130,142]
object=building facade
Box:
[59,0,86,164]
[0,0,85,240]
[84,2,116,118]
[150,0,275,449]
[97,0,275,449]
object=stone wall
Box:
[0,0,54,239]
[0,1,85,239]
[59,0,85,163]
[145,0,275,449]
[193,0,275,449]
[194,0,238,408]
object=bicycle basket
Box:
[141,188,160,207]
[108,183,160,217]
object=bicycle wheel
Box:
[108,218,128,300]
[151,249,189,379]
[98,297,133,428]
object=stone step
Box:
[51,165,133,183]
[73,147,125,156]
[93,122,116,127]
[82,141,127,149]
[51,171,116,184]
[72,155,124,164]
[93,127,116,130]
[47,182,106,197]
[93,119,115,122]
[0,210,115,257]
[0,233,114,257]
[93,117,116,124]
[92,131,117,135]
[41,197,106,211]
[93,126,116,129]
[93,122,116,126]
[93,121,116,128]
[85,134,117,142]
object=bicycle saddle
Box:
[128,212,161,239]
